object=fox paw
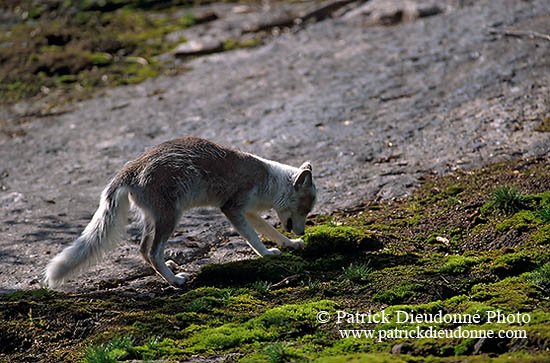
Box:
[171,272,191,288]
[288,238,304,250]
[265,247,281,255]
[166,259,179,272]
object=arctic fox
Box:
[45,136,316,288]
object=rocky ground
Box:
[0,0,549,330]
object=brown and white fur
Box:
[44,136,316,288]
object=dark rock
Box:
[473,337,510,355]
[194,11,219,25]
[45,32,71,46]
[391,343,412,354]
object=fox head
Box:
[276,161,316,235]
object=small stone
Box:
[391,343,411,354]
[436,236,450,245]
[173,39,223,57]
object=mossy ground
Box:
[0,0,264,113]
[2,158,550,362]
[1,2,178,106]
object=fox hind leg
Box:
[132,187,189,287]
[148,222,189,287]
[139,216,154,265]
[139,215,179,273]
[146,216,190,287]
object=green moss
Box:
[222,39,239,50]
[446,184,465,197]
[194,254,306,286]
[313,352,413,362]
[130,337,185,360]
[529,191,550,208]
[453,338,475,355]
[90,52,113,66]
[0,3,197,104]
[462,301,495,321]
[183,300,337,354]
[118,62,160,85]
[309,254,349,271]
[531,225,550,245]
[470,277,542,312]
[253,341,304,363]
[368,251,421,270]
[223,37,262,51]
[439,255,478,274]
[57,74,79,83]
[373,282,423,305]
[0,288,55,302]
[302,225,381,257]
[184,296,221,313]
[4,158,550,361]
[188,324,268,352]
[225,294,264,313]
[496,210,539,233]
[490,250,548,277]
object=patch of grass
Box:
[536,206,550,224]
[252,281,273,295]
[83,334,134,363]
[340,262,372,283]
[263,342,298,363]
[486,185,528,215]
[526,263,550,293]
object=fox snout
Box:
[284,217,305,235]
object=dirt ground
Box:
[0,0,549,294]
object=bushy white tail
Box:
[44,181,130,288]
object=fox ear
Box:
[299,161,312,172]
[294,168,312,190]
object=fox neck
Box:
[254,156,298,211]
